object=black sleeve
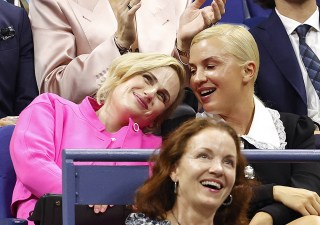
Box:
[256,114,320,225]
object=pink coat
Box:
[10,93,161,221]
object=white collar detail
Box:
[196,96,287,149]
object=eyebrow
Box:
[189,56,226,67]
[146,72,158,85]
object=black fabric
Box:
[28,194,132,225]
[161,87,197,138]
[247,113,320,225]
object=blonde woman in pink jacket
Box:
[10,53,186,224]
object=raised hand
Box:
[113,0,141,48]
[177,0,226,51]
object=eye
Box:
[190,67,197,76]
[224,158,235,167]
[157,91,168,103]
[197,152,210,160]
[143,74,153,84]
[206,65,215,70]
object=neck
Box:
[275,0,317,23]
[96,100,126,133]
[168,201,215,225]
[218,95,255,136]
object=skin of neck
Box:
[275,0,318,23]
[168,199,216,225]
[219,91,255,136]
[96,97,128,133]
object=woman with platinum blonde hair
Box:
[189,24,320,225]
[10,52,186,225]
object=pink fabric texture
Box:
[10,93,161,223]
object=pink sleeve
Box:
[10,95,63,197]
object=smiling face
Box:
[109,66,180,128]
[189,37,248,115]
[170,127,237,211]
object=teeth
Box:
[200,89,215,96]
[201,181,221,190]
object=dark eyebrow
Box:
[146,72,158,85]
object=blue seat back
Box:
[0,125,15,219]
[62,149,157,225]
[246,0,271,18]
[200,0,250,24]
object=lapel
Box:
[66,0,116,51]
[136,0,178,54]
[257,10,308,105]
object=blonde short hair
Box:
[96,53,186,131]
[191,24,260,80]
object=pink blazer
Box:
[10,93,161,219]
[30,0,190,103]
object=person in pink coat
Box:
[10,53,186,224]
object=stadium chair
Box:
[200,0,250,24]
[62,149,157,225]
[0,125,27,225]
[61,148,320,225]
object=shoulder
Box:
[279,112,315,149]
[0,1,24,21]
[125,213,170,225]
[28,93,75,108]
[279,112,315,130]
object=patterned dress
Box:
[125,213,171,225]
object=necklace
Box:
[171,210,181,225]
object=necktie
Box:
[295,24,320,98]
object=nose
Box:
[192,69,207,86]
[143,87,157,103]
[208,160,224,176]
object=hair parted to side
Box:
[95,53,186,131]
[191,24,260,81]
[134,118,253,225]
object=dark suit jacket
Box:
[245,113,320,225]
[249,10,311,116]
[0,1,38,118]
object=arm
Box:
[30,0,121,103]
[10,94,63,197]
[254,115,320,225]
[14,7,38,115]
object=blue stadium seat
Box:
[0,125,27,225]
[200,0,250,24]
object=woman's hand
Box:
[89,205,114,213]
[249,212,273,225]
[113,0,141,48]
[177,0,226,51]
[273,186,320,216]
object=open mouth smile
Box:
[200,180,223,191]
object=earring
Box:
[174,181,178,194]
[222,194,233,206]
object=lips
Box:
[200,179,223,191]
[197,87,216,103]
[133,92,148,110]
